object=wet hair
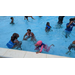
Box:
[11,33,19,42]
[12,33,19,38]
[46,22,50,25]
[27,29,31,32]
[10,17,13,19]
[11,36,17,42]
[70,18,74,22]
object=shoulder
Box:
[31,32,34,35]
[72,41,75,44]
[25,33,27,34]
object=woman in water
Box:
[6,33,22,50]
[24,16,35,21]
[23,29,36,41]
[45,22,51,32]
[35,40,54,54]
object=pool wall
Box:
[0,48,69,58]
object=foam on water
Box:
[0,16,75,57]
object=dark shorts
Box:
[25,16,28,18]
[68,44,75,50]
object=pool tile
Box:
[24,51,46,58]
[0,48,8,56]
[3,49,26,58]
[46,54,68,58]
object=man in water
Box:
[65,18,75,38]
[58,16,65,24]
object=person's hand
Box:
[36,51,40,54]
[70,21,73,24]
[51,44,54,46]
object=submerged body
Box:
[35,40,54,54]
[6,33,22,50]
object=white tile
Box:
[24,51,46,58]
[0,48,8,56]
[3,49,26,58]
[0,48,69,58]
[47,54,68,58]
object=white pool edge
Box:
[0,48,69,58]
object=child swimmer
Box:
[35,40,54,54]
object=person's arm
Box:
[32,33,34,37]
[50,26,52,28]
[31,33,34,40]
[31,16,35,20]
[67,21,73,28]
[23,33,27,38]
[14,39,19,43]
[45,27,47,32]
[36,45,44,54]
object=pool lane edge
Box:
[0,48,69,58]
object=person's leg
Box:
[66,44,72,54]
[29,16,35,19]
[16,41,22,50]
[12,41,22,49]
[65,30,70,38]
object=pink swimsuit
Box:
[35,41,52,52]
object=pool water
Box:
[0,16,75,58]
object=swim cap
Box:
[35,40,42,46]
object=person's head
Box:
[35,41,42,46]
[27,29,31,34]
[46,22,50,26]
[12,33,19,38]
[11,33,19,42]
[70,18,74,22]
[10,17,13,20]
[11,36,17,42]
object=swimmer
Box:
[10,17,14,24]
[35,40,54,54]
[24,16,35,21]
[23,29,36,41]
[65,18,75,38]
[45,22,51,32]
[6,33,22,50]
[66,41,75,54]
[58,16,65,24]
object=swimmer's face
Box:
[27,30,31,34]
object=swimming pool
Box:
[0,16,75,58]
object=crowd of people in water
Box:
[6,16,75,54]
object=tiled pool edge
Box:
[0,48,69,58]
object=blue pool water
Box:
[0,16,75,58]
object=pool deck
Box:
[0,48,69,58]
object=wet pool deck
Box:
[0,48,69,58]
